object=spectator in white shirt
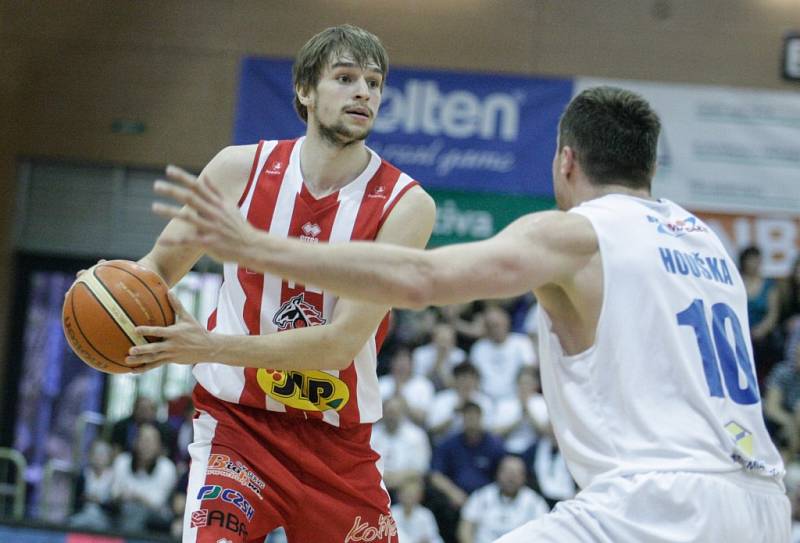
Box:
[469,306,536,402]
[391,477,444,543]
[426,362,494,438]
[490,366,549,454]
[69,439,115,531]
[370,396,431,492]
[112,422,178,534]
[458,455,549,543]
[412,323,467,390]
[379,348,436,426]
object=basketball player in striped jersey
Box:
[121,25,434,543]
[151,87,790,541]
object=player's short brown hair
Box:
[558,86,661,190]
[292,24,389,123]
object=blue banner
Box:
[234,57,573,196]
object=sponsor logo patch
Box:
[647,215,708,238]
[272,292,326,331]
[206,454,265,500]
[206,509,248,538]
[258,368,350,412]
[191,509,208,528]
[345,514,398,542]
[197,485,255,521]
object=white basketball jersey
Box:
[193,138,418,428]
[538,194,784,490]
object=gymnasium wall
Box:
[1,0,799,412]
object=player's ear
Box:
[560,146,577,178]
[296,85,314,110]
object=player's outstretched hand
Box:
[126,292,222,372]
[152,164,259,264]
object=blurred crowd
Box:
[64,247,800,543]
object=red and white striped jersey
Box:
[193,138,419,428]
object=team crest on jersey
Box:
[272,293,326,331]
[647,215,708,237]
[257,368,350,411]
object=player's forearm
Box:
[211,326,358,371]
[244,233,529,309]
[243,234,436,309]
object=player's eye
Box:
[337,74,352,83]
[368,79,380,89]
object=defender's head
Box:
[553,86,661,208]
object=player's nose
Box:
[353,76,370,99]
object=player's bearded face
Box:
[310,55,383,147]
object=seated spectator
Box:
[412,323,467,390]
[111,422,178,534]
[379,348,435,426]
[68,439,116,531]
[110,396,175,458]
[169,395,194,473]
[370,397,431,493]
[458,455,549,543]
[789,475,800,543]
[430,402,505,509]
[522,423,576,507]
[739,246,782,382]
[780,256,800,339]
[427,362,493,438]
[439,303,487,348]
[169,469,189,541]
[765,345,800,454]
[428,402,504,542]
[491,366,549,454]
[469,306,536,403]
[391,477,444,543]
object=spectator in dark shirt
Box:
[430,401,505,507]
[427,401,505,541]
[765,346,800,455]
[110,396,175,457]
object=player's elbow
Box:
[401,259,436,310]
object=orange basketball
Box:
[62,260,175,374]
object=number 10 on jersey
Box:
[677,299,760,405]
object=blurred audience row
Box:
[63,248,800,542]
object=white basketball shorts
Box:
[495,470,790,543]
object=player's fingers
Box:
[75,259,106,278]
[165,164,197,186]
[134,325,170,338]
[199,175,225,203]
[152,203,215,234]
[154,181,221,221]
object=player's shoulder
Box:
[211,144,260,168]
[202,144,261,200]
[507,210,597,253]
[397,184,435,213]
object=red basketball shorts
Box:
[182,386,398,543]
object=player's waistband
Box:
[717,468,786,495]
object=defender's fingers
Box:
[165,164,197,186]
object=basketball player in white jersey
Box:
[112,25,435,543]
[148,86,791,541]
